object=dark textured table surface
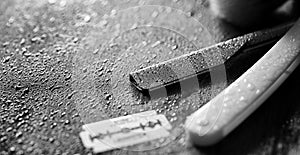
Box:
[1,0,300,155]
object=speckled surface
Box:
[1,0,300,155]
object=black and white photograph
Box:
[1,0,300,154]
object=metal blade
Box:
[185,18,300,146]
[129,23,293,95]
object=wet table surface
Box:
[1,0,300,155]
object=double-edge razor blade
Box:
[79,110,172,153]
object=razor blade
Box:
[129,22,293,95]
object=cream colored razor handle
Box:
[185,19,300,146]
